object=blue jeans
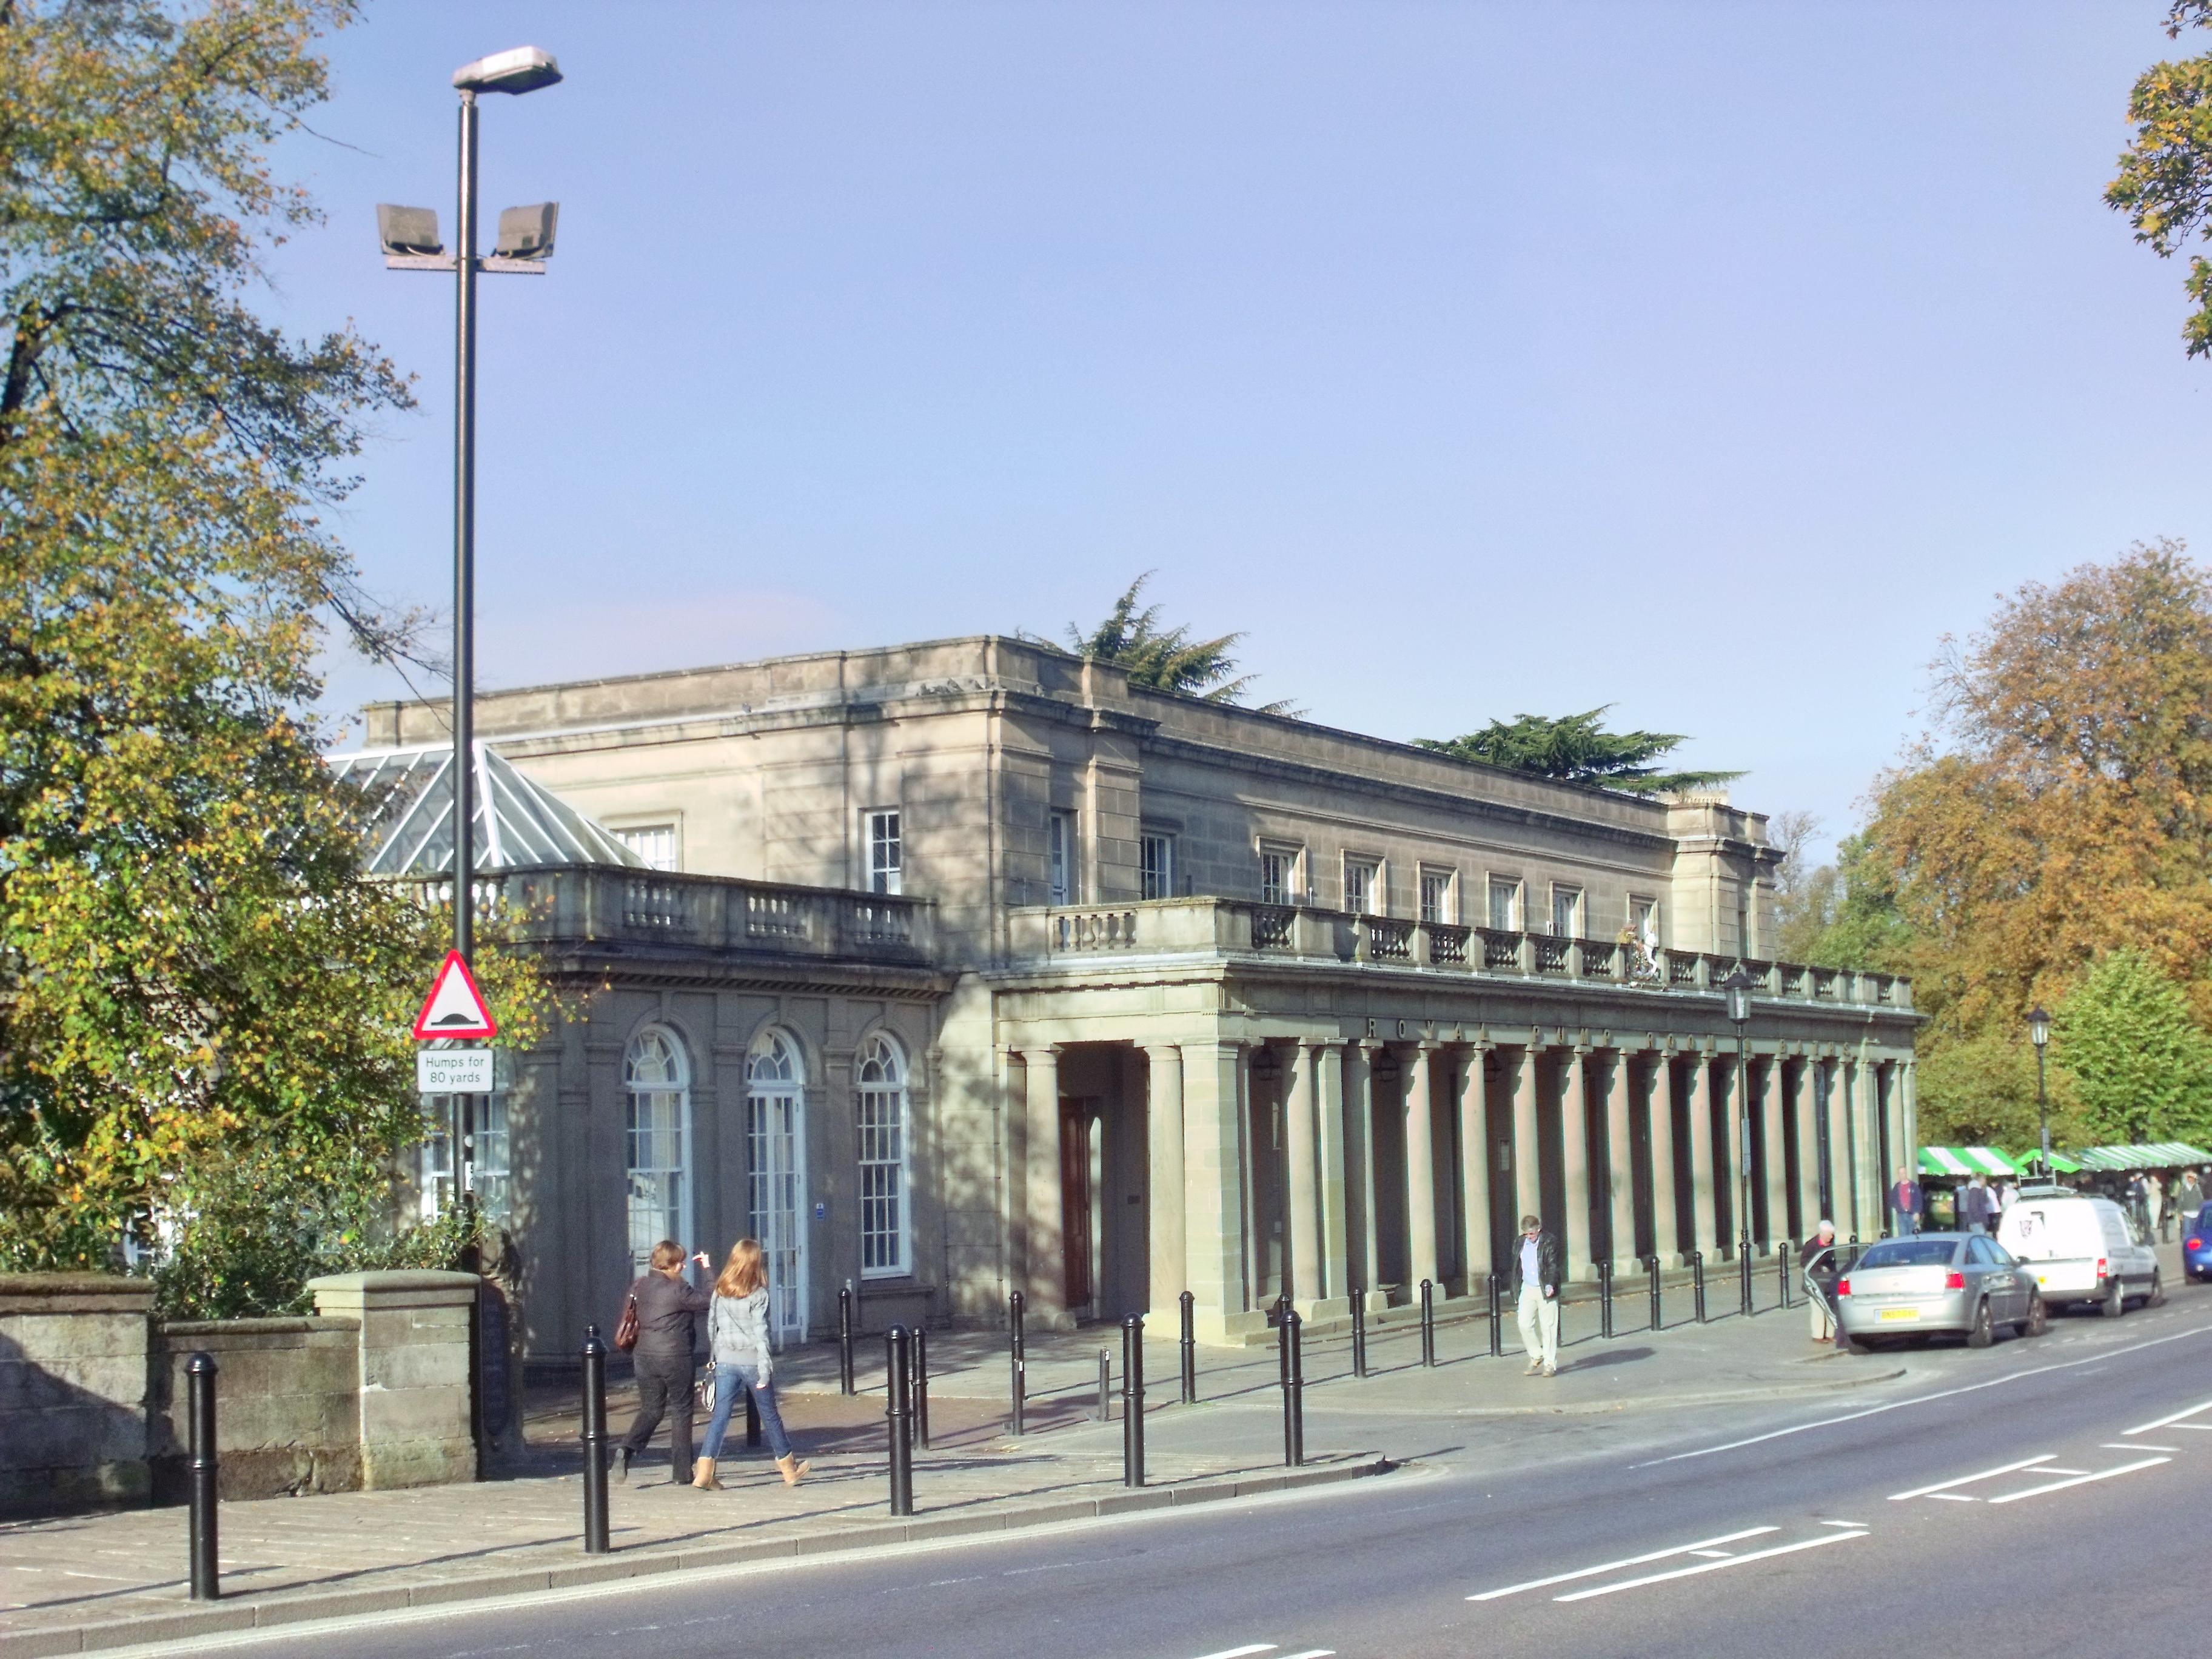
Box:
[700,1363,792,1461]
[1893,1208,1917,1237]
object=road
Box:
[158,1287,2212,1659]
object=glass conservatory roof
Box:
[326,742,644,875]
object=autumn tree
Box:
[1858,541,2212,1142]
[2109,1,2212,356]
[1415,708,1740,796]
[0,0,546,1296]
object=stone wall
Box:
[148,1318,362,1502]
[0,1275,154,1517]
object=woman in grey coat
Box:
[694,1238,809,1490]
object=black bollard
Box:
[1647,1256,1663,1332]
[1692,1249,1708,1324]
[1178,1289,1196,1404]
[1098,1349,1112,1422]
[186,1351,220,1600]
[578,1326,610,1553]
[745,1381,761,1449]
[913,1327,931,1451]
[1350,1285,1368,1379]
[1122,1314,1145,1488]
[1599,1258,1614,1339]
[1487,1273,1503,1358]
[1282,1309,1305,1467]
[1419,1278,1436,1367]
[839,1284,856,1396]
[886,1325,913,1517]
[1739,1233,1754,1316]
[1008,1289,1027,1436]
[1777,1248,1791,1309]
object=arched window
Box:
[856,1033,910,1278]
[624,1026,692,1273]
[746,1030,808,1342]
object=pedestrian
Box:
[1801,1220,1842,1344]
[2128,1172,2153,1233]
[695,1238,811,1491]
[1510,1213,1563,1378]
[2182,1168,2204,1219]
[1960,1175,1989,1233]
[615,1239,711,1486]
[1994,1178,2016,1219]
[1889,1166,1922,1238]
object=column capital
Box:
[1295,1033,1339,1056]
[1014,1042,1064,1061]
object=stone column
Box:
[1821,1060,1849,1237]
[1404,1042,1440,1291]
[1648,1052,1681,1265]
[1603,1047,1635,1276]
[307,1272,478,1490]
[1143,1044,1186,1321]
[1900,1057,1919,1178]
[1313,1040,1351,1305]
[1457,1045,1493,1290]
[1181,1041,1259,1342]
[1021,1045,1067,1326]
[1285,1040,1322,1307]
[1347,1041,1382,1309]
[1760,1066,1796,1247]
[0,1275,153,1513]
[1687,1053,1718,1259]
[1560,1045,1592,1281]
[1792,1057,1822,1234]
[1510,1044,1543,1230]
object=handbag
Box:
[614,1293,639,1352]
[694,1356,717,1414]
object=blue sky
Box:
[285,4,2212,857]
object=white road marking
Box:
[2107,1443,2178,1451]
[1002,1561,1074,1576]
[1818,1520,1869,1528]
[1687,1549,1734,1558]
[1986,1456,2170,1504]
[1926,1492,1976,1501]
[1887,1454,2053,1501]
[1189,1647,1276,1659]
[1467,1527,1777,1601]
[1278,1651,1336,1658]
[2037,1467,2088,1475]
[2173,1423,2212,1431]
[1552,1530,1869,1602]
[1635,1322,2212,1467]
[2125,1398,2212,1435]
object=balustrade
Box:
[1252,904,1296,950]
[1428,922,1470,965]
[1478,927,1523,971]
[1533,934,1572,975]
[1577,937,1618,978]
[1367,916,1413,961]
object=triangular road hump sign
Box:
[412,950,498,1041]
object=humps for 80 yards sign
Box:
[412,951,497,1092]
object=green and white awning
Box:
[2069,1142,2212,1172]
[1919,1146,2019,1178]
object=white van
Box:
[1996,1190,2162,1315]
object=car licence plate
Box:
[1878,1307,1920,1322]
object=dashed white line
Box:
[2107,1443,2178,1451]
[1468,1527,1777,1601]
[1818,1520,1869,1528]
[1552,1530,1869,1602]
[1189,1647,1277,1659]
[1888,1455,2054,1501]
[1986,1456,2170,1505]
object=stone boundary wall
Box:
[0,1272,478,1518]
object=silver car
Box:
[1835,1232,2049,1349]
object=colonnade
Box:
[1011,1033,1914,1338]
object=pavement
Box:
[0,1253,1894,1657]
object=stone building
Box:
[351,636,1918,1358]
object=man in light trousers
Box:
[1509,1213,1564,1377]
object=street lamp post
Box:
[1723,967,1755,1312]
[2029,1004,2051,1175]
[379,46,562,1222]
[378,45,564,971]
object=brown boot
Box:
[776,1453,810,1487]
[692,1456,723,1491]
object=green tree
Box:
[1059,572,1298,713]
[0,0,548,1287]
[2053,949,2212,1146]
[2109,1,2212,357]
[1773,831,1916,971]
[1414,707,1741,796]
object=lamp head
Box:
[2028,1004,2051,1048]
[494,203,558,259]
[1721,965,1752,1027]
[376,204,443,256]
[454,45,563,95]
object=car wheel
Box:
[2022,1293,2048,1338]
[1966,1299,1995,1349]
[2149,1270,2166,1309]
[2103,1275,2126,1318]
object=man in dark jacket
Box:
[1889,1167,1922,1238]
[1509,1213,1565,1377]
[617,1239,711,1485]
